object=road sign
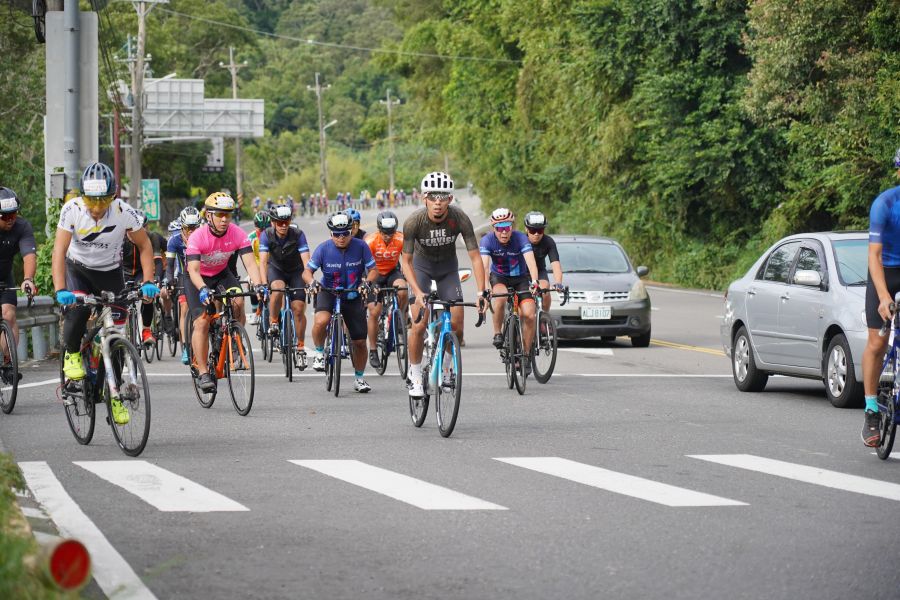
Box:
[141,179,160,221]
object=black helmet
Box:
[0,187,20,214]
[326,211,352,232]
[81,162,116,198]
[269,204,292,221]
[376,210,398,233]
[523,211,547,230]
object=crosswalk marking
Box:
[20,461,158,600]
[495,457,746,507]
[289,460,507,510]
[689,454,900,502]
[73,461,249,512]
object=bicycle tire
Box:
[188,317,217,409]
[531,311,557,384]
[393,307,408,381]
[226,322,255,416]
[324,319,334,392]
[332,314,343,397]
[504,318,515,390]
[61,352,95,445]
[375,312,388,376]
[257,317,268,361]
[513,318,526,395]
[283,312,294,382]
[103,336,151,456]
[0,320,19,414]
[435,331,462,437]
[168,301,180,356]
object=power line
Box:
[154,6,522,65]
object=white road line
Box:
[21,506,47,519]
[558,348,614,356]
[1,377,60,392]
[33,530,63,545]
[289,460,507,510]
[870,452,900,461]
[495,457,746,507]
[73,461,249,512]
[19,461,158,600]
[689,454,900,502]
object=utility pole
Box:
[63,0,80,192]
[219,47,248,209]
[307,73,330,195]
[128,0,167,207]
[379,89,401,195]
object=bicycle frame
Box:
[877,307,900,421]
[77,290,141,401]
[424,303,455,391]
[202,288,252,379]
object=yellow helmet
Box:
[204,192,235,212]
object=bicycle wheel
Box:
[409,361,430,429]
[332,314,343,397]
[282,313,294,382]
[168,301,179,357]
[103,336,151,456]
[392,307,408,381]
[142,305,155,365]
[188,317,217,409]
[531,311,557,384]
[324,319,334,392]
[226,322,255,416]
[0,320,19,414]
[61,352,95,445]
[513,319,526,395]
[374,312,389,376]
[154,304,164,361]
[435,331,462,437]
[504,319,515,390]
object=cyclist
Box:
[346,208,366,240]
[52,162,159,424]
[303,212,377,393]
[246,211,270,325]
[481,208,540,366]
[523,211,565,309]
[0,187,37,382]
[365,210,407,367]
[121,212,165,346]
[260,204,310,360]
[185,192,265,393]
[163,206,202,364]
[401,171,487,398]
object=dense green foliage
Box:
[1,1,899,288]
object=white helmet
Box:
[420,171,454,193]
[179,206,202,227]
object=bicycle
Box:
[255,299,272,363]
[372,286,408,380]
[186,284,257,416]
[310,285,355,397]
[0,285,33,414]
[269,286,309,382]
[492,288,536,395]
[409,292,485,438]
[165,285,183,358]
[875,297,900,459]
[58,285,151,456]
[145,293,165,363]
[531,285,569,384]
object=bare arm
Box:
[128,228,156,284]
[52,229,73,292]
[240,252,261,286]
[869,242,892,321]
[468,248,487,293]
[401,252,422,298]
[550,260,563,285]
[524,251,539,282]
[259,252,269,285]
[187,260,205,292]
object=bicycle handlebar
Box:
[880,302,896,337]
[412,293,486,328]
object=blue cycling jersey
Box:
[870,185,900,267]
[479,231,533,277]
[166,234,187,278]
[307,238,375,289]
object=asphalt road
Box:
[1,197,899,600]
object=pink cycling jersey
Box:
[186,223,251,277]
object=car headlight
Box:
[629,280,648,301]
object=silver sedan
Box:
[720,231,868,408]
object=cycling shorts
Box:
[866,267,900,329]
[65,259,127,324]
[0,271,16,306]
[185,269,242,320]
[490,273,534,304]
[412,255,462,303]
[373,268,404,305]
[267,265,306,303]
[314,291,367,340]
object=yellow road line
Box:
[650,339,725,356]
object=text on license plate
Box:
[581,306,611,320]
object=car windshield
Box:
[557,242,630,273]
[832,238,868,285]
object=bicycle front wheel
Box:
[332,314,343,397]
[435,331,462,438]
[374,313,388,376]
[513,319,526,395]
[409,344,430,428]
[282,313,294,382]
[504,319,515,390]
[226,322,255,416]
[0,320,19,413]
[188,317,217,409]
[324,319,335,392]
[393,307,408,381]
[104,336,151,456]
[531,311,557,384]
[168,301,180,357]
[61,353,95,445]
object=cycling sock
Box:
[355,370,364,378]
[315,346,324,353]
[409,362,422,380]
[865,395,879,413]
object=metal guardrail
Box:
[15,296,59,361]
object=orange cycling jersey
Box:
[365,231,404,275]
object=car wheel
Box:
[631,329,651,348]
[824,333,864,408]
[732,326,768,392]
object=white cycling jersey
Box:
[58,197,143,271]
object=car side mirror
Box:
[636,266,649,278]
[793,269,822,288]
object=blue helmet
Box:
[81,162,116,198]
[345,208,361,223]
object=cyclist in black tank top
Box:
[524,211,565,310]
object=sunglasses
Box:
[83,196,113,205]
[425,193,452,202]
[210,211,232,219]
[526,227,545,235]
[273,219,291,226]
[183,224,200,232]
[494,225,512,233]
[332,230,351,238]
[0,212,17,222]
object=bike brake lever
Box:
[475,311,485,328]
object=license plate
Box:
[581,306,611,320]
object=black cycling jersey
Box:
[354,228,367,240]
[0,218,36,277]
[260,225,309,273]
[531,234,559,273]
[122,229,164,278]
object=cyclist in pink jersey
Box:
[186,192,265,392]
